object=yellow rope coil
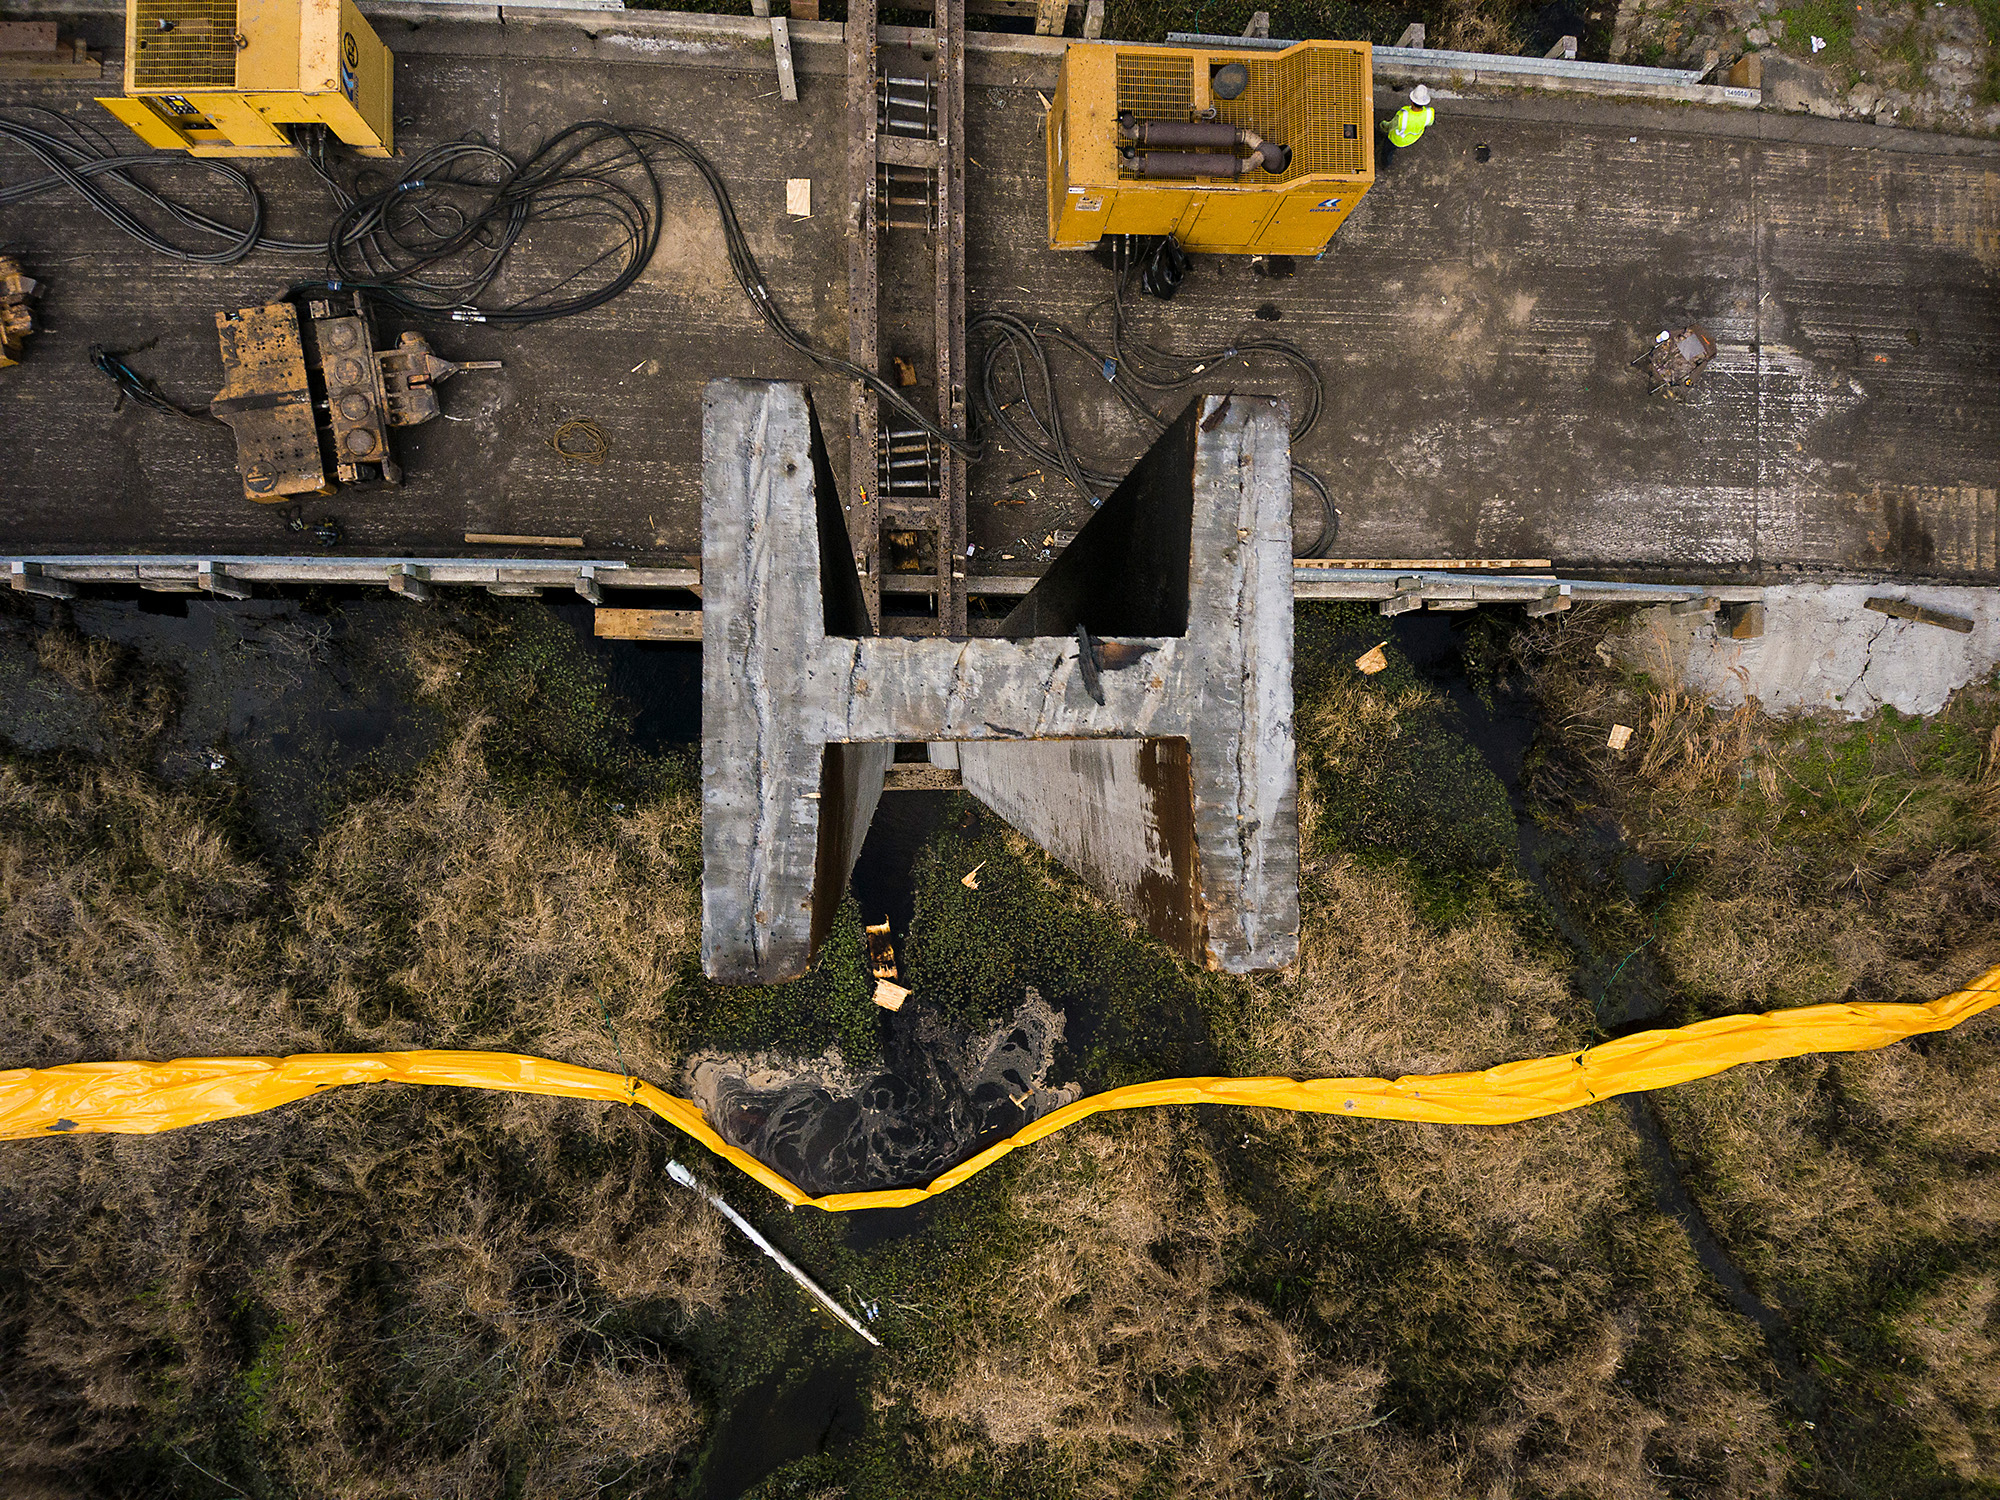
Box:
[3,965,1995,1212]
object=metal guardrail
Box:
[1166,32,1708,87]
[8,555,1734,615]
[1163,32,1759,106]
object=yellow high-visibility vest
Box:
[1385,104,1434,147]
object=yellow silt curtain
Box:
[2,962,1995,1212]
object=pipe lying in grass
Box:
[665,1160,881,1347]
[2,964,1996,1213]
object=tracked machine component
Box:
[0,256,39,368]
[96,0,393,157]
[1048,40,1374,255]
[211,293,498,503]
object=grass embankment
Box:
[1525,609,2000,1493]
[4,594,1998,1498]
[1,600,742,1495]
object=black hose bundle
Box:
[319,121,961,454]
[971,267,1336,554]
[0,111,325,264]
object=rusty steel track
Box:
[845,0,968,637]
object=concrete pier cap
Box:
[700,377,1299,983]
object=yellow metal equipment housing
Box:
[1047,40,1373,256]
[96,0,392,157]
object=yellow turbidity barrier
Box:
[3,964,1996,1213]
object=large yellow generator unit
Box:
[1047,40,1373,256]
[96,0,392,158]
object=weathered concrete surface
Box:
[956,739,1204,957]
[1622,585,2000,717]
[701,379,1297,980]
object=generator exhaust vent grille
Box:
[1214,46,1370,180]
[1115,51,1194,123]
[133,0,238,89]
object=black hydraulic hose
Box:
[970,266,1336,555]
[0,112,326,263]
[313,121,966,457]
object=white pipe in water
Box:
[666,1160,882,1348]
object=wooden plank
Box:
[1294,557,1555,571]
[1033,0,1066,34]
[965,0,1081,14]
[594,607,702,641]
[465,532,585,547]
[771,16,798,103]
[1863,597,1976,634]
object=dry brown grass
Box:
[1226,853,1577,1080]
[1894,1268,2000,1480]
[910,1105,1787,1500]
[283,716,699,1076]
[1654,1006,2000,1290]
[909,1113,1415,1496]
[1217,688,1579,1080]
[0,761,302,1064]
[0,609,723,1496]
[1435,0,1521,54]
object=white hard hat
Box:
[1410,84,1432,105]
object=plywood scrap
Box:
[1354,642,1388,675]
[594,608,701,641]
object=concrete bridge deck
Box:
[1,12,1997,587]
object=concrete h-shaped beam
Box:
[700,378,1297,983]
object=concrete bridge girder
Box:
[699,377,1299,983]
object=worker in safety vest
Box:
[1382,85,1435,154]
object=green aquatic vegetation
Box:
[1293,603,1520,914]
[905,809,1226,1085]
[676,901,884,1067]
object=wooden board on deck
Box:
[594,608,702,641]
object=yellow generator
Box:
[1047,40,1373,256]
[97,0,392,158]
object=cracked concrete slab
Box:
[1626,585,2000,718]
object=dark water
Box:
[546,596,701,746]
[850,788,960,948]
[694,1351,869,1500]
[1389,611,1675,1033]
[2,590,444,859]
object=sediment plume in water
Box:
[685,990,1078,1197]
